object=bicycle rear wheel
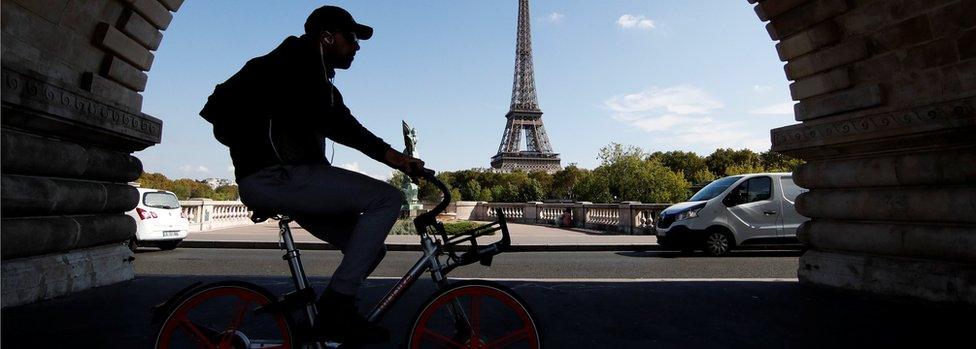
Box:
[408,280,541,349]
[155,281,293,349]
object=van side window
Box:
[731,176,772,204]
[780,176,807,202]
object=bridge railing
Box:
[180,199,255,232]
[178,199,669,234]
[457,201,670,234]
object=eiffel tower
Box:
[490,0,561,173]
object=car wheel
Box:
[158,240,182,251]
[703,230,732,256]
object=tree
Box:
[760,150,804,172]
[648,150,711,184]
[589,144,690,203]
[137,172,173,190]
[690,168,716,184]
[518,179,545,202]
[573,170,612,203]
[214,185,239,201]
[550,164,585,200]
[459,180,483,201]
[705,148,762,176]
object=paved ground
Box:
[134,249,802,280]
[182,222,663,251]
[2,275,971,348]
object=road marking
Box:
[367,277,799,282]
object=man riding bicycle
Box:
[200,5,424,344]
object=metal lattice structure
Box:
[491,0,561,173]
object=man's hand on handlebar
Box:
[383,148,426,183]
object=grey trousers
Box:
[238,163,404,295]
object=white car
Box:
[126,188,189,250]
[655,173,808,256]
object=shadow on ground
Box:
[617,250,805,258]
[2,276,971,348]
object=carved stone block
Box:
[794,84,883,121]
[120,10,163,50]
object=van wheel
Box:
[158,240,182,251]
[703,229,733,256]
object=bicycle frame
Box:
[273,169,510,346]
[277,211,510,325]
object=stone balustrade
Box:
[457,201,670,234]
[180,200,254,232]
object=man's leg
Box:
[293,215,389,286]
[239,164,401,341]
[239,163,402,295]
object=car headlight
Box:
[676,208,701,221]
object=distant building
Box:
[203,177,235,190]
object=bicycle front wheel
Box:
[408,280,541,349]
[155,281,293,349]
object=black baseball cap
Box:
[304,6,373,40]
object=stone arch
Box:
[1,0,973,307]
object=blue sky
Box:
[138,0,795,181]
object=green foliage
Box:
[213,185,240,201]
[518,179,545,202]
[574,171,612,202]
[724,163,767,176]
[335,146,804,206]
[648,150,709,184]
[136,172,237,200]
[388,219,491,236]
[690,168,716,184]
[705,148,763,176]
[549,164,585,200]
[389,219,417,235]
[760,150,804,172]
[442,220,485,235]
[588,144,691,203]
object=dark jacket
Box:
[200,35,391,180]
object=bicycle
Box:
[151,169,541,348]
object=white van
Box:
[655,173,808,256]
[125,188,189,250]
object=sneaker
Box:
[307,288,390,344]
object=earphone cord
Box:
[319,39,338,165]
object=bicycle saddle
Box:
[250,210,279,223]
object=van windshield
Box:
[689,176,743,201]
[144,192,180,209]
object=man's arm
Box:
[324,90,425,176]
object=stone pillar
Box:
[1,0,183,307]
[572,202,591,228]
[523,202,543,224]
[752,0,976,303]
[455,201,481,221]
[618,201,641,234]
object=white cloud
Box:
[548,12,564,22]
[605,86,723,115]
[339,162,390,181]
[605,86,769,152]
[617,14,655,29]
[179,165,210,173]
[339,162,361,172]
[752,85,773,93]
[749,102,796,115]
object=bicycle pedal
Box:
[255,287,316,314]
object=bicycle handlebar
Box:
[413,168,449,226]
[411,169,511,269]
